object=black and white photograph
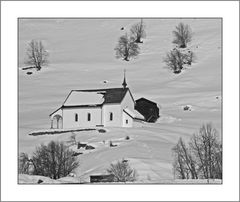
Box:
[18,18,222,184]
[1,1,239,201]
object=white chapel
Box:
[49,73,144,129]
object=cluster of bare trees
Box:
[19,141,78,179]
[25,40,49,71]
[172,123,222,179]
[164,48,195,74]
[107,159,137,182]
[164,23,194,74]
[115,19,146,61]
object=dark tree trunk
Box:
[174,69,181,74]
[36,65,41,71]
[135,37,143,43]
[180,44,186,48]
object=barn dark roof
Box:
[135,97,160,122]
[135,97,158,105]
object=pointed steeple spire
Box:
[122,69,127,89]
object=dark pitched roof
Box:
[135,97,157,105]
[63,87,130,106]
[83,87,129,104]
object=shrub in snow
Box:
[31,141,79,179]
[172,22,192,48]
[125,136,130,140]
[172,123,222,180]
[107,159,137,182]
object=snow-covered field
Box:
[18,19,222,183]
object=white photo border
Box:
[1,1,239,201]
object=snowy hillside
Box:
[18,19,221,183]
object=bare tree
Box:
[31,141,79,179]
[172,124,222,180]
[25,40,49,70]
[189,123,222,179]
[18,152,29,174]
[130,19,146,43]
[172,138,198,179]
[172,23,192,48]
[164,49,187,74]
[107,159,137,182]
[114,33,140,61]
[213,143,222,179]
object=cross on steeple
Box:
[122,69,127,89]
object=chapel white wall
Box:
[102,104,122,127]
[62,107,102,128]
[121,90,135,127]
[122,112,133,127]
[121,91,135,110]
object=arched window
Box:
[126,119,128,124]
[87,113,91,121]
[109,112,113,121]
[75,113,78,122]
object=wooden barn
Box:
[135,98,160,122]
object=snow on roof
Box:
[80,88,130,104]
[63,91,104,106]
[124,108,145,120]
[62,88,130,107]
